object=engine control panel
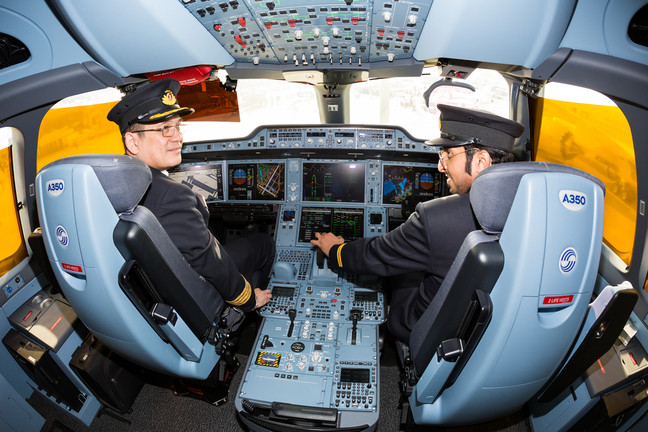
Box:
[261,247,384,323]
[236,243,382,428]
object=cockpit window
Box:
[350,68,509,140]
[533,83,636,267]
[183,67,509,142]
[0,33,30,70]
[629,4,648,48]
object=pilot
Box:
[107,78,274,312]
[311,104,524,343]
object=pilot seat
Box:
[398,162,608,427]
[35,154,244,404]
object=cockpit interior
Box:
[1,1,648,431]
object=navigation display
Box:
[227,162,285,201]
[298,207,364,243]
[168,163,223,201]
[302,162,365,203]
[382,164,440,204]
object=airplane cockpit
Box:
[1,1,648,431]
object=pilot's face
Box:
[438,146,489,194]
[124,116,184,171]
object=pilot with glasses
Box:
[311,104,523,343]
[108,79,275,313]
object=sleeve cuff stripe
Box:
[228,278,252,306]
[337,243,346,268]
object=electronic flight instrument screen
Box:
[168,163,223,201]
[298,207,365,243]
[302,162,365,202]
[227,162,285,201]
[382,164,440,204]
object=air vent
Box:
[0,33,30,70]
[629,4,648,47]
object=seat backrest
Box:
[407,162,605,425]
[36,154,223,379]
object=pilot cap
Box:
[107,79,194,133]
[426,104,524,152]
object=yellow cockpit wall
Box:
[533,89,636,266]
[0,146,27,276]
[36,101,123,172]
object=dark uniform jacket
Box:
[328,193,479,343]
[140,168,255,311]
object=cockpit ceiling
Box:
[44,0,578,79]
[1,0,647,86]
[159,0,581,78]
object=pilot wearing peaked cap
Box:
[107,78,275,313]
[310,104,524,344]
[107,78,194,133]
[427,103,525,152]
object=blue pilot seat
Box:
[399,162,606,426]
[35,154,242,384]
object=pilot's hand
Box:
[310,232,345,257]
[254,288,272,309]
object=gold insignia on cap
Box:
[150,107,186,120]
[162,89,177,106]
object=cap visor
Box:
[424,136,472,147]
[140,107,195,123]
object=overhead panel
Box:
[179,0,432,68]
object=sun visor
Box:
[178,79,240,123]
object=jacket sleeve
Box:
[153,182,256,311]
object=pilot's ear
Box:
[474,149,492,174]
[123,131,139,155]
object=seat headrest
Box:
[41,154,151,213]
[470,162,605,234]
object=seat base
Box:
[170,355,240,406]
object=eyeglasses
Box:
[437,149,467,166]
[133,124,185,137]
